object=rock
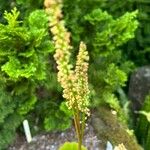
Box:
[92,106,142,150]
[128,66,150,111]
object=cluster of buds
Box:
[114,143,127,150]
[44,0,90,116]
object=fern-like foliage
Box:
[0,8,54,149]
[63,0,150,65]
[84,9,138,123]
[85,10,138,55]
[44,102,72,131]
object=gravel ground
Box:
[8,121,103,150]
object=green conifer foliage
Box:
[15,0,44,18]
[98,0,150,65]
[63,0,150,64]
[0,8,54,149]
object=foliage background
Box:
[0,0,149,149]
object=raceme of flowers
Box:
[44,0,90,116]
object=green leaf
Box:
[138,111,150,122]
[59,142,87,150]
[4,7,21,27]
[84,9,112,25]
[19,48,35,57]
[28,10,48,29]
[104,64,127,87]
[1,57,37,80]
[17,95,37,115]
[60,102,73,117]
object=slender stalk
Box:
[77,113,82,150]
[81,113,86,142]
[74,111,82,150]
[74,114,80,143]
[44,1,90,149]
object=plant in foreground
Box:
[44,0,90,149]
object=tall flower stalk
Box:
[44,0,90,149]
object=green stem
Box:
[77,112,82,150]
[74,111,82,150]
[81,113,86,142]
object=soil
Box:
[8,120,103,150]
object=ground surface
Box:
[8,120,102,150]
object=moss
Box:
[92,106,142,150]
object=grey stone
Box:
[128,66,150,111]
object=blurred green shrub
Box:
[105,0,149,65]
[0,8,55,149]
[40,101,72,132]
[93,0,150,65]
